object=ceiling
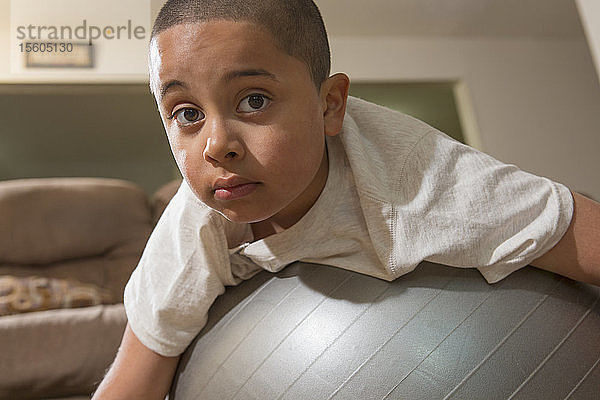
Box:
[315,0,585,38]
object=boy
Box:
[93,0,600,398]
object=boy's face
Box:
[150,20,346,229]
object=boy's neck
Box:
[250,220,287,241]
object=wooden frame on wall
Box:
[24,42,94,68]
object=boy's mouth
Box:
[212,176,260,201]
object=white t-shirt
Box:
[124,97,573,357]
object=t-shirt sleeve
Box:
[123,181,238,356]
[397,130,574,283]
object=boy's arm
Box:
[530,191,600,286]
[92,323,180,400]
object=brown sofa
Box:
[0,177,180,400]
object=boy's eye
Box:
[237,94,270,113]
[172,107,204,125]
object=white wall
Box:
[0,0,161,83]
[0,1,10,80]
[576,0,600,84]
[331,36,600,199]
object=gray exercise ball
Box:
[170,261,600,399]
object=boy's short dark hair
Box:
[152,0,331,88]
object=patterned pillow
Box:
[0,275,113,316]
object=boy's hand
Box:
[92,323,180,400]
[531,192,600,286]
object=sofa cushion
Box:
[0,304,127,399]
[0,275,112,317]
[1,254,143,304]
[0,178,152,265]
[0,177,154,302]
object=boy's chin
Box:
[216,208,273,225]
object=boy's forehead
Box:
[150,20,289,85]
[149,20,319,101]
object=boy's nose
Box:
[202,120,245,166]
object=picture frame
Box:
[24,42,94,68]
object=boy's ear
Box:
[321,73,350,137]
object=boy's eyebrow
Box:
[159,80,188,101]
[224,69,279,82]
[158,70,278,100]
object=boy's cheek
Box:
[166,138,191,175]
[166,131,193,160]
[166,136,182,162]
